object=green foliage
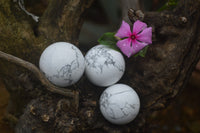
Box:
[158,0,179,11]
[134,46,149,57]
[98,32,119,51]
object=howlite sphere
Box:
[100,84,140,125]
[39,42,85,87]
[85,45,125,87]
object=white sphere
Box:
[85,45,125,87]
[99,84,140,125]
[39,42,85,87]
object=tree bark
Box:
[0,0,200,132]
[120,0,142,21]
[0,0,93,131]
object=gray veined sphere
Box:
[85,45,125,87]
[39,42,85,87]
[100,84,140,125]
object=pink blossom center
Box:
[130,34,136,41]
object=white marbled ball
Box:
[85,45,125,87]
[39,42,85,87]
[99,84,140,125]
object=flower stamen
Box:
[130,35,136,40]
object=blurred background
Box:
[0,0,200,132]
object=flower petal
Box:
[132,40,148,54]
[133,20,147,34]
[115,21,132,38]
[136,27,152,44]
[116,38,134,57]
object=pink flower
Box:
[115,20,152,57]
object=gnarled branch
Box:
[0,50,77,98]
[38,0,94,45]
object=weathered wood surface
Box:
[0,0,200,132]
